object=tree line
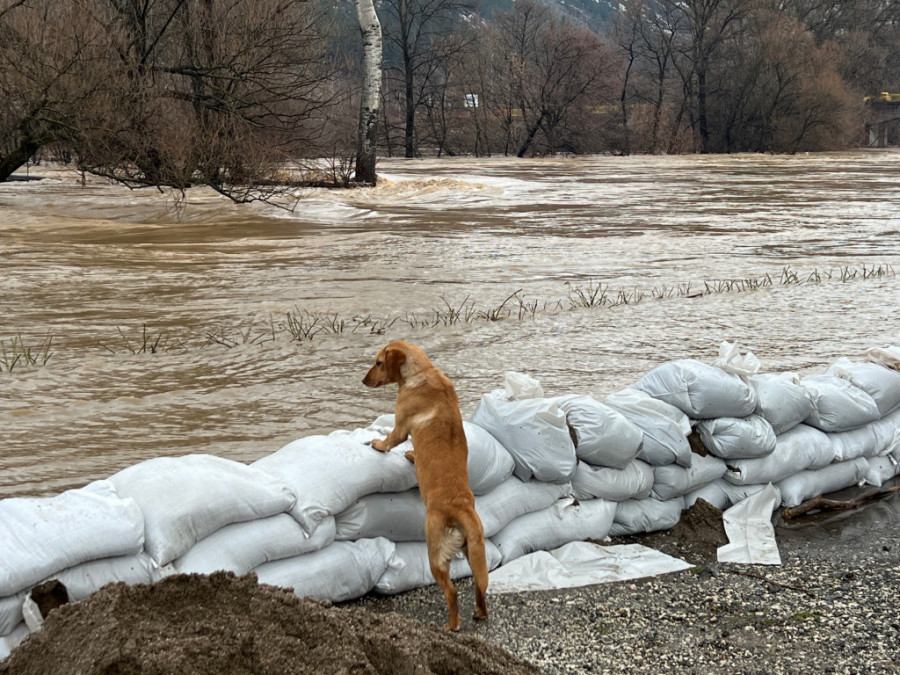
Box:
[1,0,897,194]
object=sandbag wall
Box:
[2,344,900,659]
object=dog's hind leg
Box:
[426,515,462,631]
[459,511,489,621]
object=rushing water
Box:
[1,151,899,498]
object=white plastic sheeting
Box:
[717,484,781,565]
[487,542,693,594]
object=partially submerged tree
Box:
[0,0,344,198]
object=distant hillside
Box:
[476,0,616,30]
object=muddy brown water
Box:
[1,151,899,500]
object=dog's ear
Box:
[383,344,407,381]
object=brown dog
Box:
[363,340,488,630]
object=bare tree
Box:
[354,0,382,184]
[379,0,475,157]
[491,0,618,157]
[1,0,345,197]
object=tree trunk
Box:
[0,136,42,183]
[403,49,416,158]
[354,0,382,185]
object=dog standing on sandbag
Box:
[363,340,488,630]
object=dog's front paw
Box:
[369,438,389,452]
[404,450,416,464]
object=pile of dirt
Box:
[0,573,539,675]
[610,499,729,564]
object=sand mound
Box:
[609,499,729,564]
[1,573,538,675]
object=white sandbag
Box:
[724,425,833,485]
[684,480,784,511]
[865,345,900,371]
[865,456,899,487]
[52,552,165,601]
[254,538,399,604]
[0,623,28,661]
[491,498,617,564]
[470,390,577,483]
[374,540,503,595]
[110,454,295,566]
[801,374,880,433]
[777,458,869,508]
[0,480,145,597]
[334,490,426,542]
[749,373,816,434]
[828,358,900,416]
[553,395,643,469]
[252,429,417,536]
[609,497,685,536]
[463,422,517,494]
[830,418,900,462]
[683,480,731,510]
[369,415,514,495]
[722,482,783,510]
[175,514,335,575]
[475,477,571,538]
[0,593,25,637]
[695,415,776,459]
[571,460,654,502]
[634,359,757,419]
[651,454,728,501]
[0,553,163,638]
[604,389,692,467]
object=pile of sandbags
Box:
[3,343,900,661]
[635,344,900,511]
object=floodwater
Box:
[1,151,899,499]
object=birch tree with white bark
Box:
[354,0,382,185]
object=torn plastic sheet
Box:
[717,483,782,565]
[487,541,693,594]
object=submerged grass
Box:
[0,335,54,371]
[3,263,895,365]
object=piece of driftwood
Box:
[782,485,900,519]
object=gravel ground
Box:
[354,489,900,675]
